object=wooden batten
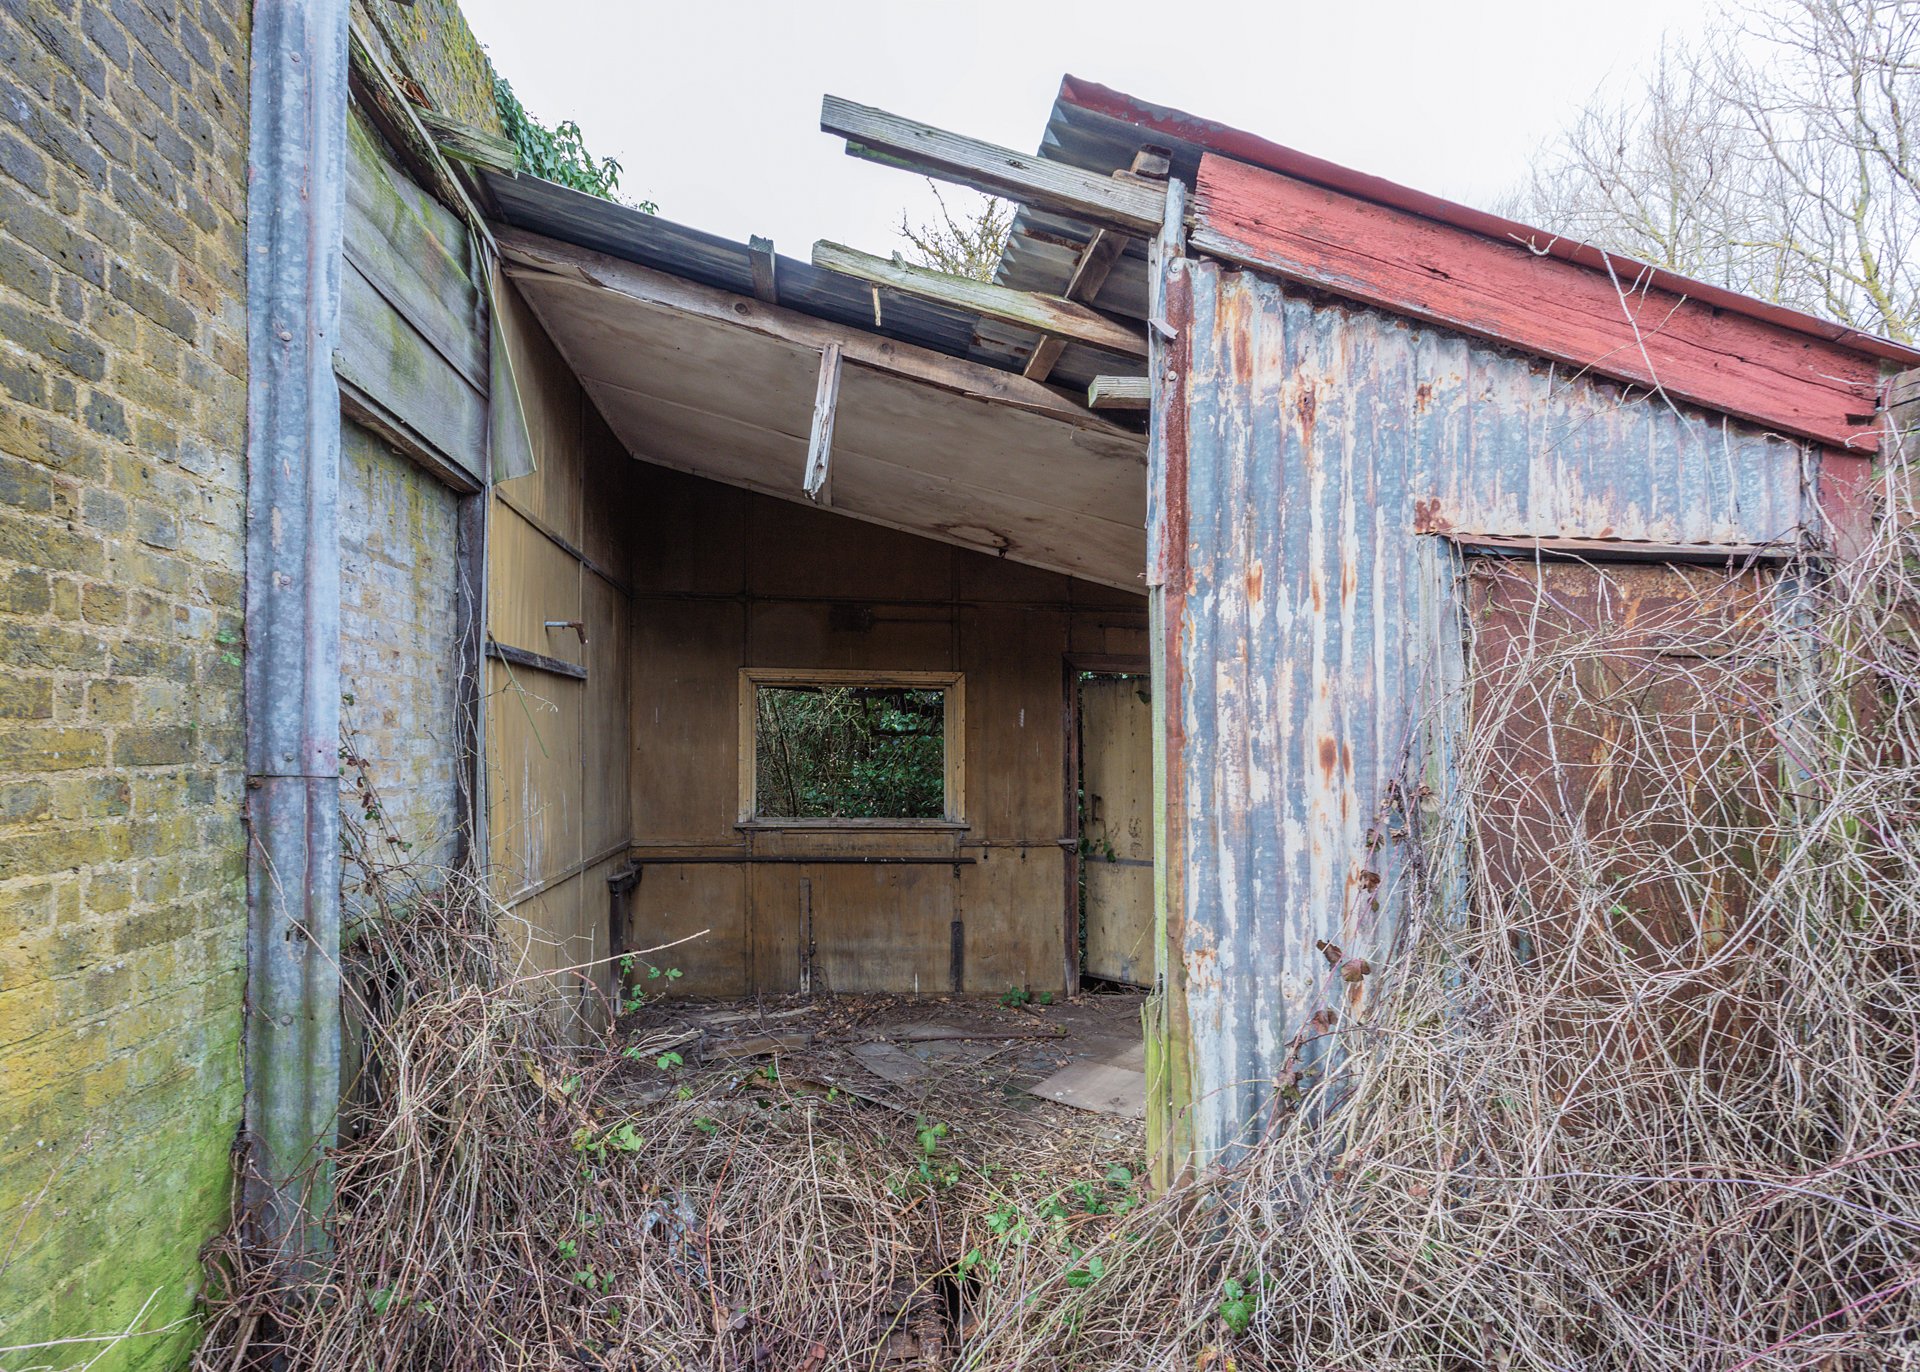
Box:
[1025,228,1130,382]
[1088,375,1151,410]
[812,241,1148,361]
[1190,151,1888,453]
[748,235,778,305]
[821,95,1166,236]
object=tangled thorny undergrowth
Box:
[190,511,1920,1371]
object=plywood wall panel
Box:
[746,602,954,672]
[961,848,1067,994]
[747,865,805,993]
[748,494,953,603]
[624,864,748,995]
[486,659,585,891]
[583,571,630,856]
[497,280,585,544]
[805,864,955,996]
[628,465,748,595]
[630,599,746,845]
[489,504,583,667]
[962,606,1068,844]
[959,555,1073,604]
[580,408,638,583]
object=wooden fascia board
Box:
[821,95,1165,236]
[811,241,1147,361]
[494,226,1140,442]
[1192,152,1886,453]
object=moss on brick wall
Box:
[0,0,252,1365]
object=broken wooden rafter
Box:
[821,95,1166,236]
[1088,375,1150,410]
[1024,228,1129,381]
[494,227,1141,439]
[812,241,1147,361]
[803,341,842,504]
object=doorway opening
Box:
[1066,662,1155,996]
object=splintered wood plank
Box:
[1191,151,1888,452]
[812,241,1148,361]
[711,1031,814,1058]
[803,342,842,503]
[821,95,1165,235]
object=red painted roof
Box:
[1058,76,1920,371]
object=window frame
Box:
[736,668,967,829]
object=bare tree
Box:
[895,181,1012,282]
[1508,0,1920,341]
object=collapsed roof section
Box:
[484,173,1152,592]
[474,73,1920,600]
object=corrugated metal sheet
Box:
[482,170,985,362]
[1163,258,1820,1161]
[981,98,1156,390]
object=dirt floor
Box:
[609,988,1148,1174]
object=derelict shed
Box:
[459,77,1920,1172]
[474,171,1160,1008]
[697,80,1911,1166]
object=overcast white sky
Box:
[461,0,1719,257]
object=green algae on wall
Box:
[0,0,254,1359]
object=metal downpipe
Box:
[241,0,350,1258]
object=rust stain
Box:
[1310,574,1323,613]
[1245,560,1263,603]
[1414,380,1434,412]
[1317,737,1338,780]
[1340,557,1357,601]
[1412,496,1453,534]
[1295,383,1317,438]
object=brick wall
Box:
[339,420,464,886]
[0,0,251,1364]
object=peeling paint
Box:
[1162,262,1825,1162]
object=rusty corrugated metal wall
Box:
[1160,258,1825,1161]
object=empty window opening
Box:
[745,673,960,822]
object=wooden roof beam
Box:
[821,95,1166,236]
[1088,375,1150,410]
[812,241,1147,361]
